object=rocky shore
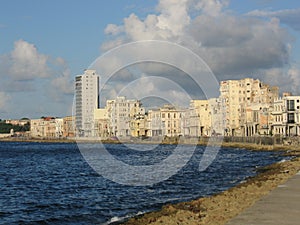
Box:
[124,153,300,225]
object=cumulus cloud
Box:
[99,0,294,101]
[247,8,300,31]
[260,66,300,95]
[0,40,74,97]
[51,69,73,96]
[105,24,124,35]
[193,0,229,17]
[9,39,50,80]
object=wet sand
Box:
[124,152,300,225]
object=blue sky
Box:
[0,0,300,119]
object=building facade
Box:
[75,70,99,137]
[30,117,63,138]
[220,78,279,136]
[106,96,145,137]
[63,116,75,138]
[94,108,110,138]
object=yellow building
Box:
[63,116,75,138]
[94,108,110,138]
[30,117,57,138]
[130,114,148,137]
[189,100,212,136]
[220,78,279,136]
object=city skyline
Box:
[1,0,300,119]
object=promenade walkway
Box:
[226,171,300,225]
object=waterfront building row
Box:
[71,71,300,138]
[27,91,300,139]
[30,116,75,138]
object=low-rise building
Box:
[30,117,64,138]
[94,108,110,138]
[63,116,75,138]
[147,108,165,137]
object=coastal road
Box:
[226,171,300,225]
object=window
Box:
[288,113,295,123]
[287,100,295,111]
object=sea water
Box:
[0,141,287,224]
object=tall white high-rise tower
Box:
[75,69,99,137]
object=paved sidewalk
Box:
[226,171,300,225]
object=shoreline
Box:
[1,137,300,224]
[1,136,300,153]
[123,154,300,225]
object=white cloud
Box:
[247,8,300,31]
[260,65,300,95]
[100,0,292,98]
[105,24,124,35]
[0,39,74,118]
[51,68,73,96]
[9,39,50,80]
[193,0,229,17]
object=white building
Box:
[271,98,285,136]
[209,98,226,136]
[271,94,300,136]
[284,96,300,136]
[147,105,185,137]
[106,96,144,137]
[147,108,165,137]
[75,70,99,137]
[55,118,64,138]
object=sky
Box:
[0,0,300,119]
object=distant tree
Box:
[0,122,30,133]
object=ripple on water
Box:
[0,142,287,224]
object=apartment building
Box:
[161,105,185,137]
[106,96,145,137]
[271,98,285,136]
[30,117,63,138]
[220,78,278,136]
[146,105,185,137]
[284,95,300,136]
[147,108,165,137]
[209,98,226,136]
[244,103,271,136]
[75,69,99,137]
[187,100,212,136]
[130,114,148,137]
[94,108,110,138]
[63,116,75,138]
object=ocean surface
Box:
[0,141,288,225]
